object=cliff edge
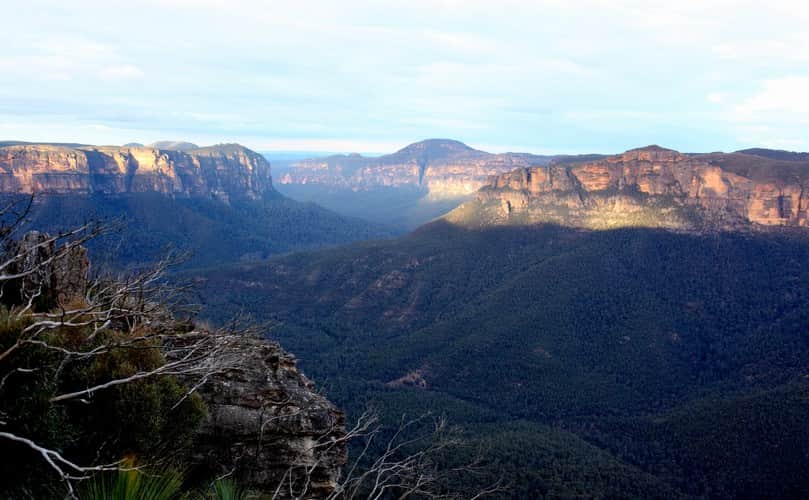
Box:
[446,146,809,230]
[0,142,273,202]
[279,139,559,199]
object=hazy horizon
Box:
[1,137,799,159]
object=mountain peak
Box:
[283,140,556,201]
[627,144,676,152]
[148,140,200,151]
[735,148,809,162]
[391,139,485,159]
[621,145,684,162]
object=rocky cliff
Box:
[446,145,809,230]
[5,230,347,496]
[279,139,560,199]
[189,337,346,497]
[0,142,273,202]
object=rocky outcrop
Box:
[2,231,347,496]
[0,143,273,202]
[447,146,809,230]
[279,139,559,199]
[189,337,346,497]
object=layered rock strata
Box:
[279,139,557,199]
[448,146,809,230]
[0,143,273,202]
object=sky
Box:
[2,0,809,154]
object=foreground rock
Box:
[448,145,809,230]
[5,231,347,496]
[188,336,347,497]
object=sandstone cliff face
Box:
[447,146,809,230]
[0,143,273,202]
[279,139,556,199]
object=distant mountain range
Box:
[280,139,576,196]
[736,147,809,162]
[275,139,601,228]
[275,138,809,230]
[6,139,808,236]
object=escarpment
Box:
[0,142,273,202]
[279,139,559,199]
[447,145,809,230]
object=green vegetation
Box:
[193,221,809,498]
[208,479,244,500]
[447,193,702,230]
[81,468,185,500]
[20,192,395,268]
[0,306,206,497]
[80,469,247,500]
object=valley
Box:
[274,139,602,229]
[191,219,809,497]
[188,143,809,497]
[0,142,393,267]
[4,138,809,497]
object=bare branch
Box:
[0,431,133,499]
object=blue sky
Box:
[2,0,809,154]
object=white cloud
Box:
[97,64,145,81]
[707,92,724,104]
[735,77,809,119]
[0,55,75,79]
[717,77,809,149]
[4,0,809,151]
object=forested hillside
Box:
[192,221,809,497]
[17,192,393,268]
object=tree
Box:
[268,409,504,499]
[0,199,244,497]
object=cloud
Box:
[710,77,809,149]
[3,0,809,151]
[734,77,809,120]
[707,93,724,104]
[97,64,145,81]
